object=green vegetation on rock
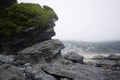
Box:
[0,3,58,37]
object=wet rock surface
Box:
[0,53,120,80]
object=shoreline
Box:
[80,53,120,62]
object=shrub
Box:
[0,3,58,37]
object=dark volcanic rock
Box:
[63,52,84,64]
[15,39,64,64]
[0,0,17,9]
[0,64,25,80]
[1,28,56,54]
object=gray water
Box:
[62,40,120,54]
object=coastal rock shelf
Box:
[0,0,120,80]
[0,53,120,80]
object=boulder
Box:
[0,64,25,80]
[24,66,33,73]
[15,39,64,64]
[63,52,84,64]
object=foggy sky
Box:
[18,0,120,42]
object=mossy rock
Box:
[0,3,58,37]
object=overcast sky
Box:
[18,0,120,42]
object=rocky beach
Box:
[0,0,120,80]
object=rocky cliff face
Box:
[0,1,64,63]
[0,3,58,54]
[0,2,66,80]
[1,27,56,54]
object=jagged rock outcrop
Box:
[2,27,56,54]
[15,39,64,64]
[0,0,17,9]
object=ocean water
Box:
[61,40,120,61]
